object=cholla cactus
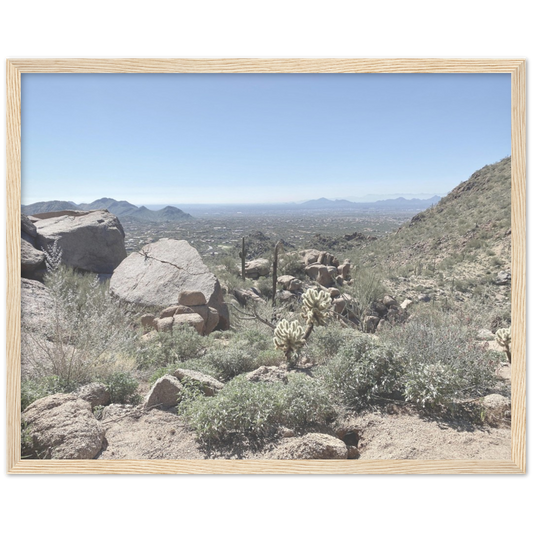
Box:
[274,319,305,364]
[496,327,511,363]
[301,288,332,326]
[272,289,332,367]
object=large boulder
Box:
[22,393,105,459]
[173,368,224,396]
[245,366,289,384]
[270,433,348,460]
[21,278,53,336]
[21,238,46,281]
[244,258,270,279]
[33,209,126,274]
[21,214,39,246]
[144,375,183,410]
[110,239,229,329]
[21,214,46,280]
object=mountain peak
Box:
[22,198,193,222]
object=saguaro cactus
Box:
[240,237,246,280]
[272,240,282,305]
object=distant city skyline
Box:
[22,73,511,205]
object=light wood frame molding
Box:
[6,58,526,474]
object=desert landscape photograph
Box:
[19,72,513,462]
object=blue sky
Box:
[21,73,511,205]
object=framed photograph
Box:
[4,57,526,475]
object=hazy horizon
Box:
[22,192,446,209]
[22,73,511,205]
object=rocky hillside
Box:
[350,157,511,312]
[22,197,192,222]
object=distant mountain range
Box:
[339,193,445,202]
[22,198,193,222]
[23,195,441,220]
[298,196,441,209]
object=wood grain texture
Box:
[510,60,526,473]
[7,460,525,475]
[6,58,526,74]
[5,58,526,474]
[6,60,22,472]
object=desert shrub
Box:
[233,327,272,352]
[147,328,285,384]
[253,348,285,367]
[136,325,211,369]
[304,324,360,363]
[339,267,386,330]
[320,337,406,408]
[22,264,137,389]
[21,375,76,411]
[208,254,247,293]
[105,371,141,404]
[227,325,285,367]
[179,373,334,441]
[279,373,335,428]
[209,329,235,341]
[403,362,464,408]
[466,238,484,250]
[204,347,256,381]
[255,277,274,300]
[380,312,502,405]
[278,253,306,279]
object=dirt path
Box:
[96,403,511,461]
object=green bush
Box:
[380,312,502,405]
[255,278,274,300]
[179,373,334,441]
[232,325,286,365]
[21,375,76,411]
[149,339,285,385]
[278,253,306,279]
[320,337,405,408]
[104,371,141,404]
[204,347,256,381]
[305,324,361,363]
[339,267,386,330]
[233,327,272,352]
[403,362,463,408]
[22,264,137,389]
[136,325,211,369]
[253,348,285,367]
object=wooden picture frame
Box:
[6,58,526,474]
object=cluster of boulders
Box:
[141,291,221,336]
[242,248,351,288]
[300,248,352,287]
[330,293,410,333]
[233,247,410,333]
[21,368,226,459]
[110,238,230,330]
[21,210,230,333]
